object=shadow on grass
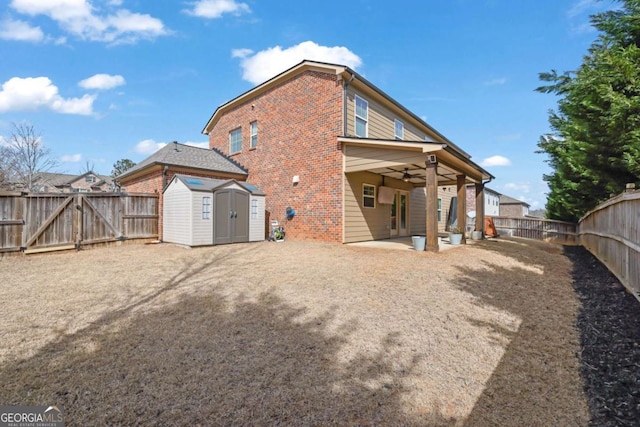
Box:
[0,247,454,426]
[453,239,589,426]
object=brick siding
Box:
[208,70,344,242]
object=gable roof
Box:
[117,142,247,181]
[202,60,472,159]
[500,194,531,207]
[168,174,265,195]
[33,171,113,188]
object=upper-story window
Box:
[86,175,96,183]
[355,95,368,137]
[250,121,258,149]
[394,119,404,140]
[229,128,242,154]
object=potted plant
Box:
[449,226,464,245]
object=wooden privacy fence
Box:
[491,216,578,244]
[0,192,158,254]
[579,190,640,301]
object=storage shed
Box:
[163,174,265,246]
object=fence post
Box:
[75,194,83,249]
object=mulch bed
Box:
[565,246,640,426]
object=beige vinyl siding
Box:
[438,186,456,232]
[163,179,192,246]
[345,87,436,141]
[409,188,426,236]
[191,192,213,246]
[344,171,413,243]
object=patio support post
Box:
[456,175,467,244]
[425,161,439,252]
[475,182,485,237]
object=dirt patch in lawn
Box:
[0,239,589,425]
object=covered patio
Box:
[341,136,494,252]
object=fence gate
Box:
[0,192,158,254]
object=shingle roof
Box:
[117,142,247,180]
[500,194,531,207]
[33,171,113,187]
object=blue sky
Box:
[0,0,617,209]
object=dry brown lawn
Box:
[0,238,589,426]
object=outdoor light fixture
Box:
[402,168,411,182]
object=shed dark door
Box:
[233,191,249,242]
[214,189,249,245]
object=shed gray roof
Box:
[170,174,265,196]
[118,142,247,180]
[499,194,531,207]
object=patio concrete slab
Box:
[346,236,478,251]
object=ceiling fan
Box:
[402,168,412,182]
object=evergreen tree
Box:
[537,0,640,222]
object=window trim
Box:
[394,119,404,140]
[251,199,258,220]
[229,127,242,154]
[354,95,368,137]
[250,121,258,149]
[363,183,376,209]
[202,196,211,220]
[437,198,442,222]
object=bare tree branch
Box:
[4,122,60,191]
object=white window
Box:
[437,198,442,222]
[363,183,376,208]
[355,95,368,137]
[250,121,258,148]
[202,196,211,219]
[394,119,404,140]
[229,128,242,154]
[86,175,96,183]
[251,199,258,219]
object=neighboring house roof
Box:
[33,171,113,190]
[169,174,265,195]
[117,142,247,182]
[500,194,531,207]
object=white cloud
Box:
[503,182,531,193]
[9,0,168,44]
[231,48,253,58]
[234,41,362,85]
[184,0,251,18]
[484,77,507,86]
[61,153,82,162]
[566,0,617,35]
[79,74,125,90]
[134,139,166,155]
[567,0,599,18]
[0,76,95,115]
[480,155,512,167]
[185,141,209,149]
[0,18,44,41]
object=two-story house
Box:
[203,60,493,251]
[30,171,114,193]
